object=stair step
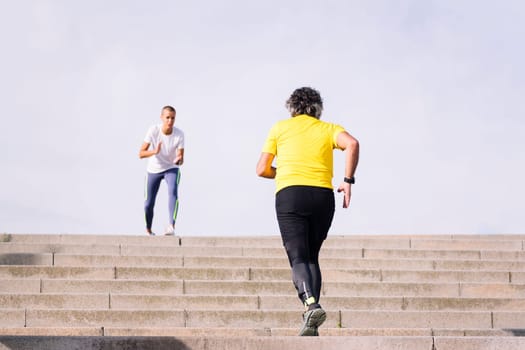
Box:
[1,327,523,337]
[4,279,525,298]
[56,255,525,270]
[5,308,525,329]
[5,252,525,271]
[3,294,525,312]
[1,265,516,283]
[2,335,525,350]
[5,242,525,260]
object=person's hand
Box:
[174,155,183,165]
[154,142,162,154]
[337,182,351,208]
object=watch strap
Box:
[344,176,355,184]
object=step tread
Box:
[2,294,525,311]
[1,326,524,337]
[2,334,525,350]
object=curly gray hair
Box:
[285,87,323,119]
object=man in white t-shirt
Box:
[139,105,185,235]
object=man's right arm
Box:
[256,152,276,179]
[139,142,161,159]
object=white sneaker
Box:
[164,224,175,236]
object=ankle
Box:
[307,303,321,311]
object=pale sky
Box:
[1,1,524,236]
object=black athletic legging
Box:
[275,185,335,306]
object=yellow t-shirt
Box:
[262,114,345,193]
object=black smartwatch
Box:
[344,176,355,184]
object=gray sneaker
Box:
[298,307,326,336]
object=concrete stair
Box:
[1,233,525,349]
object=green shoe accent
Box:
[304,296,316,306]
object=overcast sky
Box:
[1,1,524,236]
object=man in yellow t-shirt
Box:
[256,87,359,336]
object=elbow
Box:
[256,161,271,177]
[348,138,359,152]
[255,165,265,177]
[352,138,359,150]
[256,153,275,178]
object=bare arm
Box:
[174,148,184,165]
[139,141,161,159]
[336,131,360,208]
[256,152,276,179]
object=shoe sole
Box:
[299,308,326,336]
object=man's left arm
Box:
[175,148,184,165]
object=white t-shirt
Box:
[144,124,185,173]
